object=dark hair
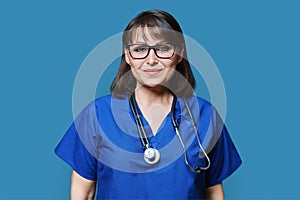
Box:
[110,9,196,98]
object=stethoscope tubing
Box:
[171,97,211,172]
[129,93,210,172]
[129,94,150,149]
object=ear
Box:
[177,44,185,63]
[124,49,131,66]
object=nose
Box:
[146,49,158,65]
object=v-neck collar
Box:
[128,97,182,149]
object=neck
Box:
[134,85,173,106]
[134,86,174,135]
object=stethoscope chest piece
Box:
[144,148,160,165]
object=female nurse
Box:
[55,9,242,199]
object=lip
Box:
[143,69,163,75]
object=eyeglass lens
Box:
[129,43,175,59]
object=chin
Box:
[143,83,159,87]
[143,82,167,89]
[137,78,169,89]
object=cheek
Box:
[130,67,138,77]
[165,60,178,70]
[130,64,143,81]
[166,67,176,79]
[167,56,181,68]
[129,60,144,69]
[164,61,178,78]
[162,64,177,80]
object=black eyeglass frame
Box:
[126,43,177,60]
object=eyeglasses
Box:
[127,43,176,59]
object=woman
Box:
[55,10,242,199]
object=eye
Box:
[132,46,148,52]
[156,45,172,52]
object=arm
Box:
[71,170,96,200]
[206,183,224,200]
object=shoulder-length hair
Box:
[110,9,196,98]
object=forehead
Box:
[129,26,170,45]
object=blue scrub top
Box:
[55,95,242,199]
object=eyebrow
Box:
[130,41,170,45]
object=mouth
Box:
[143,69,163,75]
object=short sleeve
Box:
[54,104,99,181]
[205,124,242,187]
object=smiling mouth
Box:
[143,69,163,75]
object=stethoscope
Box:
[129,93,211,173]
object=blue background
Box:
[1,0,299,199]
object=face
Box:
[125,27,184,89]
